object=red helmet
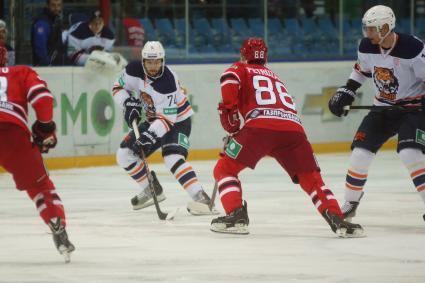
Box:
[0,46,7,67]
[240,38,268,64]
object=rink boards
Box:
[2,61,395,170]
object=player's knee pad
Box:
[350,147,375,170]
[213,157,244,180]
[116,147,138,169]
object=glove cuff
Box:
[34,121,56,133]
[337,87,356,98]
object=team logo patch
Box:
[178,133,190,149]
[415,129,425,146]
[225,139,242,159]
[373,67,399,102]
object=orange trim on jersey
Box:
[177,105,192,118]
[177,97,188,107]
[347,170,368,179]
[175,166,192,180]
[159,119,170,132]
[183,178,198,190]
[345,183,364,191]
[411,168,425,178]
[157,113,174,126]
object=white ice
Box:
[0,151,424,283]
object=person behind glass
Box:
[0,19,15,66]
[67,10,115,66]
[31,0,67,66]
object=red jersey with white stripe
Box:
[0,66,53,134]
[220,61,303,133]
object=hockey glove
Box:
[124,96,143,128]
[130,130,157,157]
[328,87,356,117]
[218,102,240,134]
[32,121,57,153]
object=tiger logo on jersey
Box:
[373,67,399,101]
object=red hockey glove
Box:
[218,102,240,134]
[32,121,57,153]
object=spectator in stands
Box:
[31,0,67,66]
[0,19,15,66]
[67,10,115,66]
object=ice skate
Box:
[48,218,75,263]
[341,192,364,221]
[131,171,166,210]
[187,190,219,215]
[210,201,249,234]
[322,209,365,238]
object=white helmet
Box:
[362,5,396,43]
[141,41,165,79]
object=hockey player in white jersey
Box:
[328,5,425,221]
[112,41,216,215]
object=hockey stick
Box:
[208,134,233,211]
[344,105,422,111]
[208,182,218,211]
[132,120,177,220]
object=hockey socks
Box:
[345,148,374,202]
[27,179,66,226]
[399,148,425,203]
[165,154,203,198]
[125,161,149,189]
[216,176,242,214]
[298,171,342,217]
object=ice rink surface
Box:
[1,151,424,283]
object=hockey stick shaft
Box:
[132,120,169,220]
[208,182,218,211]
[344,105,422,111]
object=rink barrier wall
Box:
[0,140,397,172]
[0,63,388,171]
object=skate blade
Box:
[335,228,366,238]
[210,224,249,235]
[58,246,73,263]
[132,194,166,210]
[187,202,220,216]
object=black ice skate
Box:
[210,201,249,234]
[187,190,219,216]
[341,192,364,221]
[322,209,365,238]
[48,218,75,263]
[131,171,166,210]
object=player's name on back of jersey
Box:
[0,101,13,111]
[246,67,279,80]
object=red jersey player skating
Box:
[210,38,365,237]
[0,47,74,262]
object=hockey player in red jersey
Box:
[0,47,74,262]
[210,38,365,237]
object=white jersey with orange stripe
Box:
[112,61,193,138]
[349,33,425,106]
